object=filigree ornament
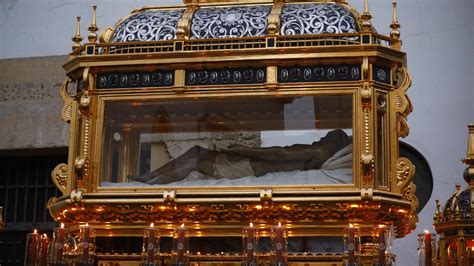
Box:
[280,3,358,36]
[60,78,75,123]
[51,163,68,193]
[112,9,185,42]
[190,6,272,39]
[398,116,410,138]
[49,201,410,235]
[396,157,415,192]
[394,67,413,138]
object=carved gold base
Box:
[48,189,416,238]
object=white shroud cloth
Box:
[102,144,353,187]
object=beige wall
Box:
[0,56,69,149]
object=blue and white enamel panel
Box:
[280,3,358,35]
[111,9,185,42]
[190,6,272,39]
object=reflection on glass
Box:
[100,95,353,187]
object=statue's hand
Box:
[222,144,245,154]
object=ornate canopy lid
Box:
[440,185,472,222]
[109,1,360,42]
[435,124,474,224]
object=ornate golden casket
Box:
[48,0,418,264]
[433,124,474,266]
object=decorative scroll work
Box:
[48,201,408,229]
[396,157,415,192]
[394,67,413,138]
[111,9,185,42]
[280,3,358,36]
[396,156,418,229]
[52,163,68,193]
[190,6,272,39]
[60,78,75,123]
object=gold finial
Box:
[390,0,402,50]
[465,124,474,163]
[456,184,461,191]
[88,5,99,43]
[361,0,373,32]
[72,16,83,50]
[434,199,441,222]
[463,124,474,184]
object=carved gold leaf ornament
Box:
[396,157,419,231]
[47,200,412,236]
[394,67,412,138]
[396,157,416,195]
[51,163,68,193]
[398,116,410,138]
[60,78,76,123]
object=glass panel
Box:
[376,92,388,188]
[100,94,353,187]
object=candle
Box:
[243,222,258,265]
[39,234,49,266]
[144,223,159,264]
[53,223,66,264]
[347,224,356,265]
[378,225,386,264]
[424,230,432,266]
[173,223,188,265]
[26,229,40,265]
[81,223,91,264]
[272,222,287,265]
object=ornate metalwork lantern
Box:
[48,0,417,264]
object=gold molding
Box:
[267,0,284,35]
[52,163,69,193]
[177,4,198,39]
[48,193,413,236]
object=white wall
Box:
[1,0,473,264]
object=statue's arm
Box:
[223,144,313,161]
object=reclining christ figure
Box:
[129,129,351,185]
